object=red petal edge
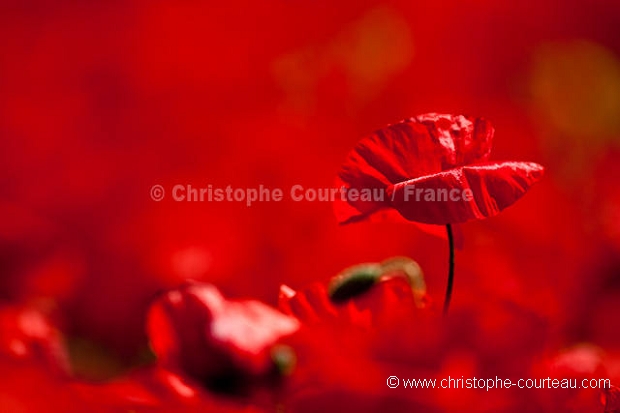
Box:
[388,161,544,224]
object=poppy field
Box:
[1,1,620,412]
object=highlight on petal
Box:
[335,114,494,224]
[388,161,545,224]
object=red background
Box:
[1,0,620,387]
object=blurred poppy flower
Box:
[0,304,70,374]
[277,259,441,413]
[279,256,429,327]
[278,259,547,412]
[146,283,299,396]
[529,345,612,412]
[335,113,544,225]
[0,304,91,412]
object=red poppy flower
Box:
[335,113,545,314]
[146,283,299,395]
[334,113,544,225]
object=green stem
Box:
[443,224,455,316]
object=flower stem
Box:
[443,224,455,316]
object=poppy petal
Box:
[387,161,545,224]
[339,114,494,187]
[335,114,494,224]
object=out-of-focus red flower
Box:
[146,283,299,396]
[276,259,617,413]
[0,304,70,374]
[73,366,267,413]
[335,113,544,225]
[279,257,429,328]
[275,260,444,410]
[0,304,95,412]
[470,344,620,413]
[530,345,611,413]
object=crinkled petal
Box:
[335,114,494,224]
[387,161,544,224]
